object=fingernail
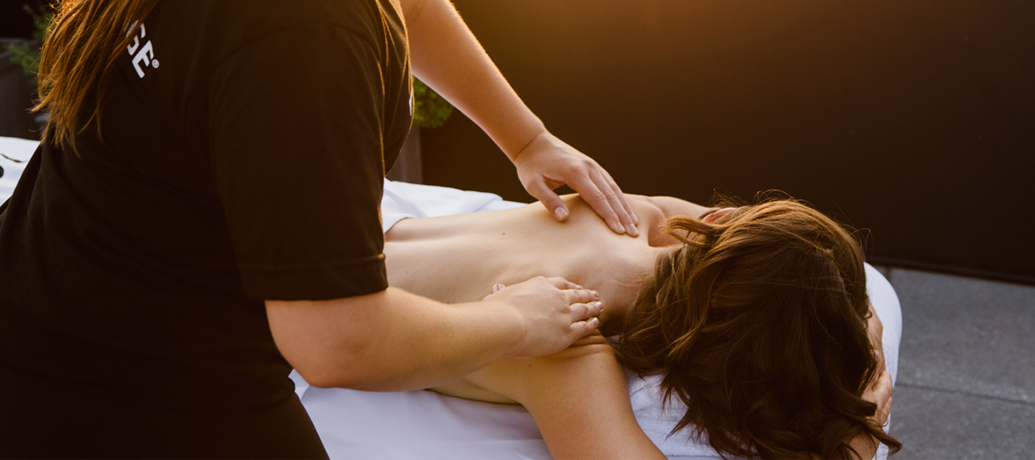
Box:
[610,221,625,234]
[493,283,505,292]
[632,212,640,225]
[589,317,599,327]
[593,301,603,311]
[627,224,639,237]
[553,207,568,220]
[591,290,599,300]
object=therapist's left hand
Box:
[513,131,639,236]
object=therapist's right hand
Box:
[485,277,603,359]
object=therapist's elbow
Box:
[266,296,393,390]
[287,340,387,390]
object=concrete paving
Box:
[881,267,1035,459]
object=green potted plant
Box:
[3,4,52,81]
[412,78,453,129]
[1,3,51,138]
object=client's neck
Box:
[599,245,678,336]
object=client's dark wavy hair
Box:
[617,195,902,459]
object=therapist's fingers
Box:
[497,277,602,358]
[543,277,599,310]
[571,316,600,337]
[603,167,639,226]
[525,179,571,222]
[510,131,637,234]
[589,168,638,236]
[567,167,638,236]
[565,171,624,234]
[565,290,602,311]
[575,301,604,321]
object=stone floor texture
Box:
[884,267,1035,459]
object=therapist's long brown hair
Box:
[618,198,902,459]
[35,0,159,154]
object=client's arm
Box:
[462,334,667,460]
[458,341,891,460]
[868,301,887,378]
[838,303,892,460]
[844,303,893,460]
[400,0,638,236]
[267,278,602,391]
[849,370,894,460]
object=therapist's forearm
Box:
[267,287,524,391]
[402,0,544,160]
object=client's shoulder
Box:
[622,195,713,247]
[639,195,712,220]
[558,194,711,240]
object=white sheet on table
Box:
[381,179,525,232]
[297,180,903,460]
[0,137,38,204]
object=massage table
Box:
[0,135,901,459]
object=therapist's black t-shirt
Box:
[0,0,410,456]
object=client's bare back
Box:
[385,196,895,458]
[384,194,711,334]
[383,194,710,404]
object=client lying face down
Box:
[617,200,902,459]
[382,193,901,459]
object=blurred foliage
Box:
[413,77,454,129]
[3,3,54,82]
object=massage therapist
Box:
[0,1,637,457]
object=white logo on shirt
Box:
[126,23,158,78]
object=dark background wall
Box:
[421,0,1034,285]
[0,0,42,39]
[0,48,36,139]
